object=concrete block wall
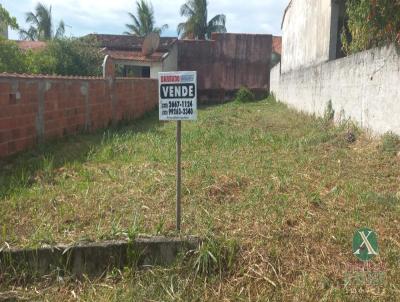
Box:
[0,74,158,158]
[270,44,400,136]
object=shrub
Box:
[29,37,103,76]
[235,86,255,103]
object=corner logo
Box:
[352,228,379,262]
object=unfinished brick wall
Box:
[0,74,158,158]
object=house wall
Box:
[162,43,178,72]
[270,44,400,135]
[177,33,272,102]
[150,64,163,79]
[281,0,339,73]
[0,74,158,158]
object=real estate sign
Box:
[159,71,197,121]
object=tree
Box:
[20,2,65,41]
[28,37,103,76]
[342,0,400,54]
[177,0,226,40]
[125,0,168,37]
[0,4,19,30]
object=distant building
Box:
[281,0,346,73]
[15,40,47,51]
[271,36,282,66]
[87,34,178,79]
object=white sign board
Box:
[159,71,197,121]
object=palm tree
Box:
[177,0,226,40]
[19,2,65,41]
[124,0,168,37]
[0,4,19,30]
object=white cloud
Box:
[4,0,288,39]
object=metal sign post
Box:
[176,120,182,231]
[159,71,197,232]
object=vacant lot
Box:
[1,98,400,301]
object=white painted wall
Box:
[282,0,335,73]
[271,44,400,136]
[162,43,178,72]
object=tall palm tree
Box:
[19,2,65,41]
[0,4,19,30]
[177,0,226,40]
[124,0,168,37]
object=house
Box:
[87,34,178,79]
[271,36,282,66]
[91,33,273,102]
[15,41,47,51]
[281,0,346,73]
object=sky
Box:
[2,0,288,40]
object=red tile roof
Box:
[15,40,47,51]
[0,72,102,80]
[272,36,282,55]
[87,34,177,52]
[104,50,167,63]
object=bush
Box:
[235,87,255,103]
[39,37,103,76]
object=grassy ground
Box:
[1,98,400,301]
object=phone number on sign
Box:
[169,101,193,108]
[167,108,194,115]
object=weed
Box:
[380,131,400,155]
[192,234,238,276]
[1,98,400,300]
[324,100,335,122]
[234,86,255,103]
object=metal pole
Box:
[176,120,182,232]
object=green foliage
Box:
[192,235,238,276]
[0,4,19,30]
[342,0,400,54]
[125,0,168,36]
[235,86,255,103]
[20,2,65,41]
[39,37,103,76]
[177,0,226,40]
[0,37,103,76]
[380,132,400,155]
[0,38,28,73]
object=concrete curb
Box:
[0,236,199,279]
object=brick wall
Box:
[178,33,272,102]
[0,74,158,158]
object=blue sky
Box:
[2,0,288,39]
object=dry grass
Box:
[1,97,400,301]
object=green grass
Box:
[1,97,400,301]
